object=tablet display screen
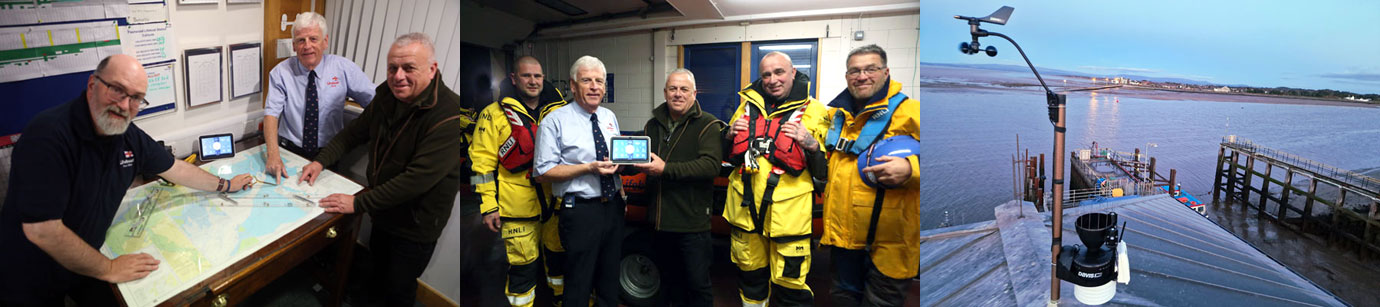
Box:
[610,136,650,164]
[199,134,235,160]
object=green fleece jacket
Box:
[316,73,464,243]
[642,101,725,233]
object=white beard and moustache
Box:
[95,105,133,135]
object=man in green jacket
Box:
[302,32,464,306]
[634,68,724,306]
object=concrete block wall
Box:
[528,32,660,131]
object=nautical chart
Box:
[98,144,362,306]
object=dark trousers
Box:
[558,197,624,307]
[653,231,713,307]
[369,228,438,307]
[278,138,320,160]
[829,247,909,307]
[0,275,118,307]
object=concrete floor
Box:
[460,219,921,307]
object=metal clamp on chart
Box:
[202,193,320,208]
[125,190,169,238]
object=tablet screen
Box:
[199,134,235,160]
[610,136,650,164]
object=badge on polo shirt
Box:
[120,150,135,168]
[328,76,341,88]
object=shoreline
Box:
[921,66,1380,108]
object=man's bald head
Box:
[758,51,797,100]
[87,54,148,135]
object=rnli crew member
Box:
[821,44,920,306]
[0,54,256,305]
[533,55,624,307]
[300,33,464,306]
[632,68,723,306]
[472,55,570,306]
[264,12,376,179]
[723,51,830,306]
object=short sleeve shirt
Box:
[0,93,175,303]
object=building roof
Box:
[920,194,1346,306]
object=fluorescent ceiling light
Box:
[759,44,813,51]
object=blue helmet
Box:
[858,135,920,189]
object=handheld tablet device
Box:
[610,136,651,164]
[198,133,236,161]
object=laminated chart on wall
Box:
[0,0,133,25]
[229,42,259,98]
[138,61,175,117]
[118,21,172,63]
[184,46,221,107]
[0,20,121,83]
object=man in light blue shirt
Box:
[533,55,624,306]
[263,12,375,180]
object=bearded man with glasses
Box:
[0,54,259,305]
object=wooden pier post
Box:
[1304,178,1318,231]
[1213,146,1226,203]
[1243,155,1255,206]
[1227,151,1239,205]
[1278,169,1294,222]
[1259,163,1273,218]
[1331,189,1348,244]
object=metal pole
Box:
[1049,94,1067,304]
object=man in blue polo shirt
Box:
[0,54,256,305]
[263,12,375,180]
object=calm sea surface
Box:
[918,66,1380,230]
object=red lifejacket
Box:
[730,105,808,176]
[497,105,538,172]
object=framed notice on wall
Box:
[184,47,223,108]
[228,42,262,99]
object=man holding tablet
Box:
[632,68,724,306]
[533,55,624,306]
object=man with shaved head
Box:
[722,51,830,306]
[471,55,569,306]
[0,54,257,305]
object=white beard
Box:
[94,107,132,135]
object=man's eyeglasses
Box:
[846,66,888,78]
[94,75,149,108]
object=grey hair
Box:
[762,51,794,65]
[847,44,888,67]
[569,55,606,81]
[393,32,436,64]
[667,68,696,89]
[292,12,329,37]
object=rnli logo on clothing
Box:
[327,76,340,88]
[120,151,135,168]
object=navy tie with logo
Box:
[303,71,319,150]
[590,113,617,199]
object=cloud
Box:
[1318,73,1380,83]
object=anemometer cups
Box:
[958,42,998,57]
[1058,212,1128,305]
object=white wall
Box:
[326,0,462,302]
[133,1,267,158]
[523,11,919,128]
[527,32,661,130]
